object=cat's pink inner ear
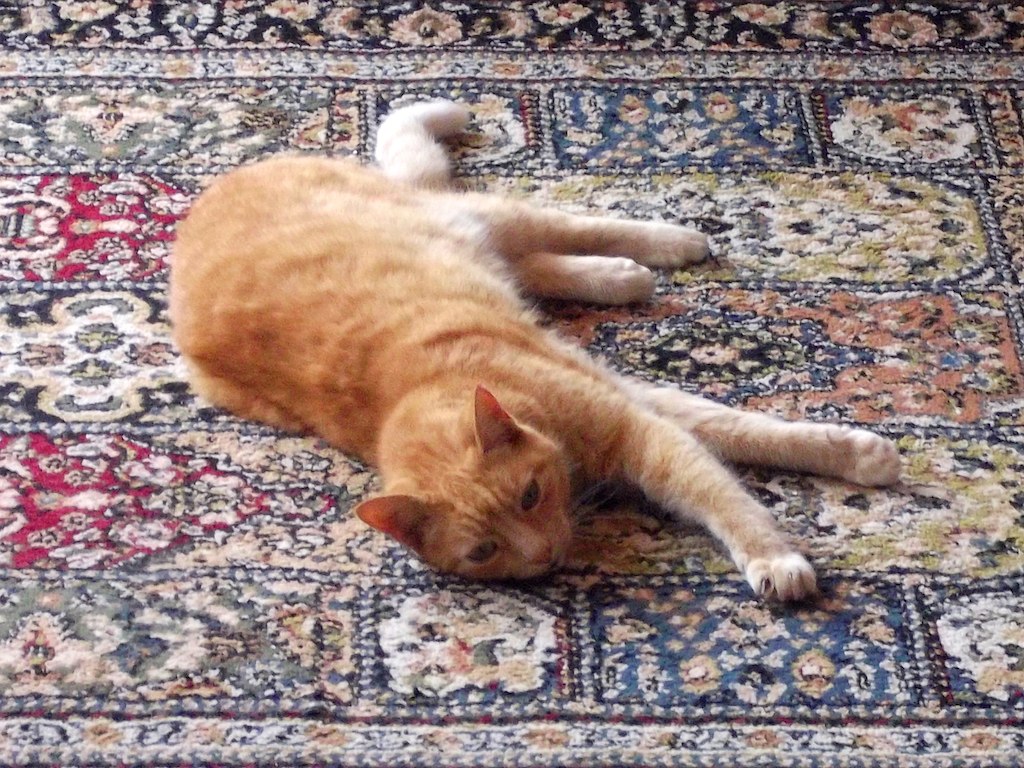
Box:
[354,495,429,551]
[474,385,521,453]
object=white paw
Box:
[828,427,901,487]
[595,257,656,304]
[642,224,710,268]
[745,552,818,602]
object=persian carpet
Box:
[1,2,1023,766]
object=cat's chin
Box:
[441,543,570,582]
[452,563,561,583]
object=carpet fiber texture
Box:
[1,2,1023,766]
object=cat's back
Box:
[172,154,519,341]
[174,154,488,295]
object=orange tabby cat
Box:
[170,100,901,601]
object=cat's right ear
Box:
[354,495,432,552]
[474,385,522,454]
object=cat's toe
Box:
[684,232,712,262]
[643,225,710,268]
[668,232,710,266]
[829,428,901,487]
[745,552,818,602]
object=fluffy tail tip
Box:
[396,99,472,137]
[374,100,472,188]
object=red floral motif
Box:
[0,433,332,569]
[0,174,190,282]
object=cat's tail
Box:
[374,100,471,189]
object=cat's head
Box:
[355,386,574,580]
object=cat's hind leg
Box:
[514,253,656,305]
[450,194,710,269]
[627,380,901,487]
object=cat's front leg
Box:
[608,407,818,601]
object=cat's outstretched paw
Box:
[639,224,710,268]
[745,552,818,602]
[828,427,901,487]
[592,257,656,304]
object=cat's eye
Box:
[466,540,498,563]
[520,479,541,511]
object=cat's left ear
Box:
[354,495,432,552]
[474,385,522,454]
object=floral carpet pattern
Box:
[1,2,1023,766]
